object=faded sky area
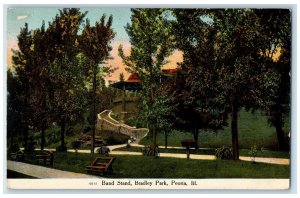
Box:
[6,7,182,82]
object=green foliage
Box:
[119,9,175,152]
[140,109,290,150]
[71,140,82,151]
[96,146,110,155]
[7,70,24,149]
[142,145,159,157]
[215,146,233,160]
[79,15,115,153]
[248,145,258,163]
[10,23,34,150]
[171,9,229,142]
[119,72,125,82]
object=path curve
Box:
[97,110,148,142]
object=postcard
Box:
[5,6,292,190]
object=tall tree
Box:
[79,15,115,153]
[171,9,228,149]
[30,21,52,150]
[11,23,34,151]
[7,69,23,150]
[254,9,291,150]
[210,9,280,159]
[119,9,174,155]
[46,8,87,151]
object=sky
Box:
[6,7,182,82]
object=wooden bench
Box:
[10,150,24,161]
[36,150,54,166]
[85,157,116,175]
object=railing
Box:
[97,110,149,141]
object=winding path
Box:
[97,110,148,142]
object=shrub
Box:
[249,145,258,163]
[215,146,233,160]
[71,140,81,152]
[96,146,110,156]
[142,145,159,157]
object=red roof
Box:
[162,68,178,76]
[125,69,177,83]
[126,73,141,83]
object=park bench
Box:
[36,150,54,166]
[85,157,116,175]
[10,150,25,161]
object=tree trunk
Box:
[274,112,288,151]
[193,129,199,149]
[60,119,65,148]
[9,129,14,150]
[41,127,45,151]
[151,126,157,157]
[231,103,239,160]
[91,71,97,154]
[23,127,28,151]
[164,131,168,149]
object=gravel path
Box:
[108,144,290,165]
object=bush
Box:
[249,145,259,163]
[215,146,233,160]
[96,146,110,156]
[71,140,81,152]
[142,145,159,157]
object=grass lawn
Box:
[140,109,290,150]
[115,146,290,158]
[13,152,290,179]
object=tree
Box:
[11,23,34,151]
[119,9,174,155]
[119,72,125,82]
[30,21,52,150]
[171,9,228,149]
[155,88,174,149]
[79,15,115,153]
[46,8,87,151]
[210,9,280,159]
[254,9,291,150]
[7,69,23,150]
